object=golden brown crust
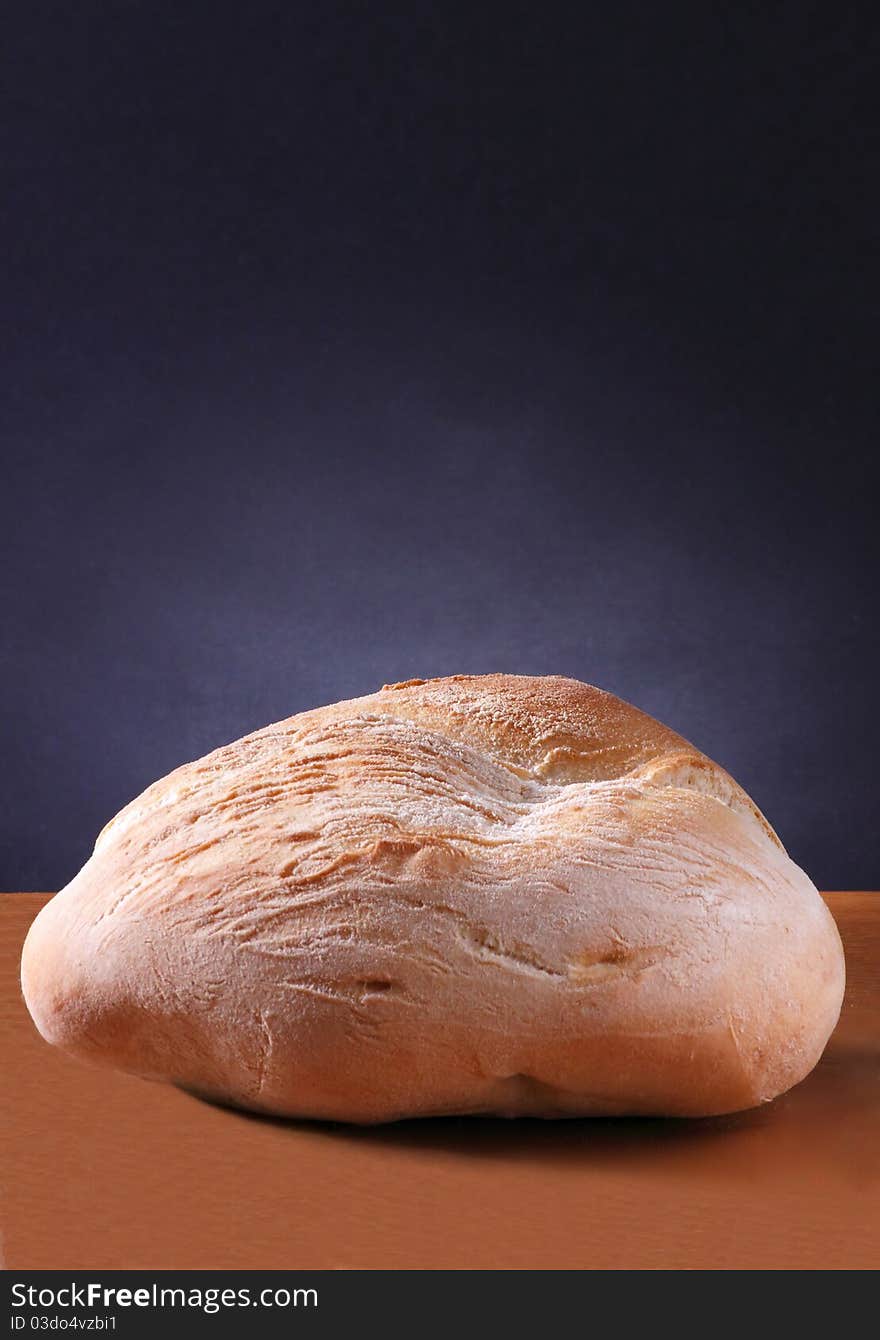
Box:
[21,674,844,1121]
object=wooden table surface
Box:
[2,892,878,1270]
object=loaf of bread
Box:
[21,674,844,1120]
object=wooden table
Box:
[2,893,878,1270]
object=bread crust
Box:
[21,674,845,1120]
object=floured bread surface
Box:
[21,675,845,1120]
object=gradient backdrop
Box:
[3,4,878,891]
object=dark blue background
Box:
[3,3,877,889]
